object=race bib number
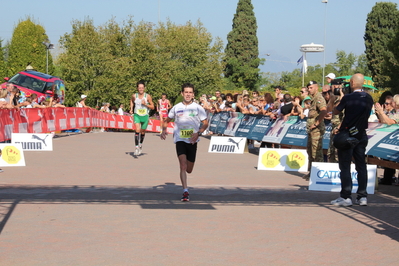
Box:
[180,128,194,138]
[137,108,147,116]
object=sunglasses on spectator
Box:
[385,102,392,105]
[300,91,305,93]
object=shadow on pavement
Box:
[1,183,399,242]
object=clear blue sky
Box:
[1,0,398,73]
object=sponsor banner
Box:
[223,112,244,137]
[322,120,332,150]
[280,118,308,147]
[308,162,376,194]
[235,114,258,138]
[216,112,230,135]
[262,116,297,144]
[3,108,399,163]
[0,143,26,167]
[0,108,174,142]
[247,115,274,141]
[257,148,308,172]
[12,133,53,151]
[208,136,247,154]
[208,112,222,134]
[366,124,399,161]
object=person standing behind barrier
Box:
[160,83,208,202]
[118,104,124,115]
[326,89,343,163]
[129,81,155,156]
[303,81,327,180]
[330,73,373,207]
[76,95,88,108]
[325,73,336,85]
[157,93,172,134]
[300,87,311,108]
[375,94,399,185]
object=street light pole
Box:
[42,41,54,74]
[322,0,328,86]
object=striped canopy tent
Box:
[336,76,377,91]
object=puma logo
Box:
[32,134,49,146]
[227,138,243,149]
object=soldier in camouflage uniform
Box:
[326,84,344,163]
[304,81,327,180]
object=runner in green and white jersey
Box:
[129,81,154,156]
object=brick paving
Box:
[0,131,399,265]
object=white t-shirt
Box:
[118,107,124,115]
[168,101,207,144]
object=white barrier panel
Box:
[308,162,376,194]
[208,136,247,154]
[12,133,53,151]
[0,143,26,167]
[257,148,308,172]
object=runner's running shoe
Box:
[134,147,140,156]
[181,191,189,202]
[139,145,142,155]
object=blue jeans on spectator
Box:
[337,132,368,200]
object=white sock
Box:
[183,188,189,193]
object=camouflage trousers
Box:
[328,128,338,163]
[307,127,325,171]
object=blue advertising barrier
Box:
[208,112,399,163]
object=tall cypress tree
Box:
[364,2,399,89]
[224,0,260,90]
[8,17,54,75]
[0,40,7,79]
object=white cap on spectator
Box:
[81,94,87,99]
[325,73,336,79]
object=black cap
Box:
[307,81,318,87]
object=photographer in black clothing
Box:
[330,73,374,207]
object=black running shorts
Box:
[176,141,198,162]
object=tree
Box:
[334,50,357,75]
[8,17,54,75]
[59,19,111,107]
[224,0,260,90]
[0,40,7,79]
[364,2,399,89]
[58,18,224,107]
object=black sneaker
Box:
[181,191,189,202]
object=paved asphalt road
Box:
[1,131,399,265]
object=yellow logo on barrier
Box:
[1,146,21,164]
[286,151,306,169]
[262,150,280,168]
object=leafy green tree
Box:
[8,17,54,75]
[0,40,7,79]
[59,19,109,107]
[150,20,224,101]
[334,50,357,75]
[387,18,399,93]
[354,54,371,77]
[364,2,399,89]
[224,0,260,90]
[58,18,224,107]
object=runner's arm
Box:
[129,95,135,114]
[146,95,155,110]
[160,117,172,140]
[191,119,209,143]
